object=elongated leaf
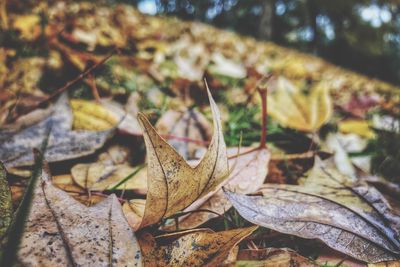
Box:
[135,86,229,229]
[0,93,112,168]
[225,159,400,263]
[14,161,142,266]
[71,99,119,131]
[0,163,12,239]
[138,226,257,267]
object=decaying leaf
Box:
[138,226,257,266]
[0,163,12,239]
[0,93,112,168]
[15,161,142,266]
[132,86,229,229]
[225,158,400,263]
[156,108,212,160]
[236,248,317,267]
[267,77,333,132]
[167,147,270,230]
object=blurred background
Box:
[118,0,400,85]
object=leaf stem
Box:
[257,84,268,149]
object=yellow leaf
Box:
[134,85,229,229]
[70,99,118,131]
[267,77,333,132]
[12,14,41,41]
[338,120,375,139]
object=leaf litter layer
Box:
[1,1,400,266]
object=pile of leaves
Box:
[1,1,400,266]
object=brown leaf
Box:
[225,159,400,263]
[155,108,212,160]
[134,86,229,229]
[237,248,317,267]
[167,147,270,230]
[0,93,112,168]
[16,161,142,266]
[138,226,257,267]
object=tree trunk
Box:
[307,0,319,54]
[258,0,275,40]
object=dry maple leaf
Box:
[165,147,270,230]
[7,160,143,267]
[138,226,257,266]
[267,77,333,132]
[0,93,113,168]
[225,158,400,263]
[127,85,229,230]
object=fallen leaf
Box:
[208,52,247,79]
[155,108,212,159]
[13,161,142,266]
[0,163,12,239]
[71,163,147,193]
[0,93,112,168]
[70,143,147,193]
[338,120,375,139]
[100,99,142,136]
[133,86,229,229]
[12,14,41,41]
[167,147,270,230]
[138,226,257,266]
[236,248,317,267]
[267,77,333,132]
[71,99,119,131]
[225,158,400,263]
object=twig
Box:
[256,75,272,149]
[88,73,101,102]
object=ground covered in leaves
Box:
[1,1,400,266]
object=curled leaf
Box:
[225,159,400,263]
[135,86,229,229]
[169,147,270,230]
